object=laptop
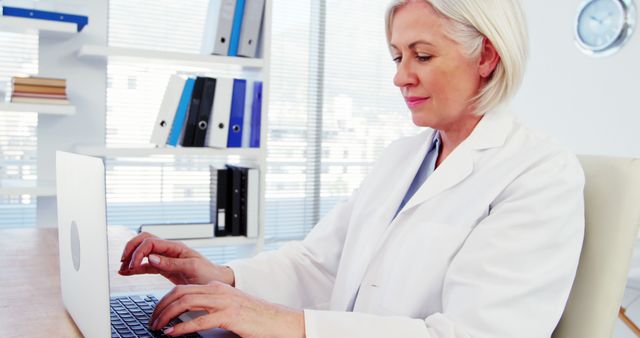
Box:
[56,151,239,338]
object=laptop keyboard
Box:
[110,294,201,338]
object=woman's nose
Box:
[393,60,418,88]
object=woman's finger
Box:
[120,232,155,264]
[152,294,227,331]
[150,285,211,325]
[166,311,230,337]
[127,237,188,271]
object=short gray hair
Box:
[385,0,529,116]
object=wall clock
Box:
[575,0,636,56]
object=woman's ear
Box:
[478,37,500,78]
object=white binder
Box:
[237,0,265,58]
[205,77,233,148]
[247,168,260,238]
[241,79,254,147]
[201,0,237,56]
[150,75,186,146]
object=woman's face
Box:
[390,1,484,130]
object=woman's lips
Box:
[404,96,431,108]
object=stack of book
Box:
[10,76,70,105]
[150,74,262,149]
[201,0,265,58]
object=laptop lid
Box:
[56,151,111,338]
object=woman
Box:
[120,0,584,337]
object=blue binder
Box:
[227,0,246,56]
[167,78,195,147]
[227,79,247,148]
[2,6,89,32]
[250,81,262,148]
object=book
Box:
[1,5,89,32]
[227,0,246,56]
[12,92,67,99]
[215,168,230,237]
[181,77,206,147]
[12,76,66,87]
[192,77,217,147]
[205,77,233,149]
[13,84,66,95]
[237,0,265,58]
[138,223,214,240]
[10,96,70,105]
[226,165,244,236]
[167,77,195,147]
[201,0,237,56]
[250,81,262,148]
[227,79,246,148]
[150,75,186,147]
[246,167,259,238]
[241,80,254,147]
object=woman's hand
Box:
[119,232,235,286]
[149,282,305,338]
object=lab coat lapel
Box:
[396,107,514,215]
[333,129,436,311]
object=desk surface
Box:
[0,227,173,338]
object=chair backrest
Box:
[553,155,640,338]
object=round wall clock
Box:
[575,0,636,56]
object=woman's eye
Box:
[417,55,432,62]
[392,56,402,64]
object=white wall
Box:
[512,0,640,157]
[36,0,107,227]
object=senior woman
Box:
[119,0,584,337]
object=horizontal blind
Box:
[265,0,420,243]
[0,32,38,229]
[319,0,419,215]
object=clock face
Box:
[576,0,636,56]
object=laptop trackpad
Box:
[179,311,240,338]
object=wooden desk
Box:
[0,227,173,338]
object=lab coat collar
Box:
[396,106,514,216]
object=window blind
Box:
[0,32,39,229]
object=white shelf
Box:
[75,145,264,158]
[0,185,56,196]
[0,16,77,34]
[0,102,76,115]
[180,236,259,248]
[77,45,265,70]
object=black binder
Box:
[181,77,205,147]
[193,77,216,147]
[215,168,230,237]
[226,164,249,236]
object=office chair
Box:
[553,155,640,338]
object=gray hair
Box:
[385,0,529,116]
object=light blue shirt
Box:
[348,132,441,311]
[394,131,441,218]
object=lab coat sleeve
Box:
[304,151,585,338]
[225,191,357,309]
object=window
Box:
[0,1,421,255]
[0,32,39,229]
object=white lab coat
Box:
[227,108,585,338]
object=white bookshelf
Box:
[0,102,76,115]
[74,145,265,158]
[70,0,273,251]
[180,236,259,249]
[77,45,265,70]
[0,16,77,34]
[0,185,56,196]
